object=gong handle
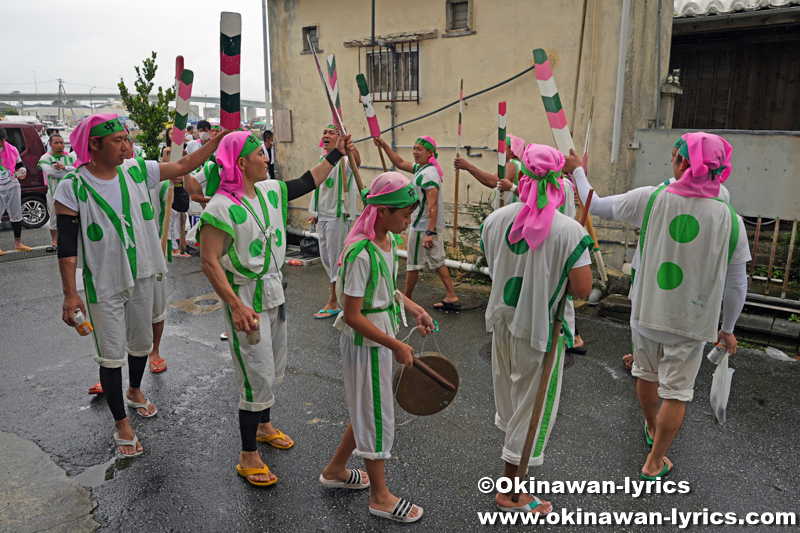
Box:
[412,358,456,392]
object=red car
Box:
[1,123,49,228]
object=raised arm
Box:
[373,137,414,173]
[453,156,498,189]
[158,130,232,181]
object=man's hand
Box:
[416,312,434,338]
[563,148,582,175]
[423,235,434,249]
[393,341,416,369]
[336,134,354,155]
[718,329,738,355]
[453,156,472,171]
[373,136,387,149]
[54,163,66,171]
[497,178,514,192]
[15,168,27,180]
[169,176,184,186]
[62,292,86,327]
[308,216,318,225]
[231,303,260,335]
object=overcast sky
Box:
[3,1,269,107]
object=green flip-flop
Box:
[314,308,341,319]
[644,421,654,447]
[641,460,672,481]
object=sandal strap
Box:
[114,433,139,447]
[347,469,362,486]
[392,499,413,518]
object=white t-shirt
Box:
[55,159,161,213]
[410,163,445,232]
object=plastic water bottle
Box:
[707,342,727,365]
[246,318,261,345]
[286,259,303,266]
[74,309,93,336]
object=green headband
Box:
[415,138,438,159]
[239,134,262,159]
[324,124,337,131]
[90,118,124,137]
[520,166,563,209]
[360,183,419,207]
[211,124,222,130]
[674,137,690,161]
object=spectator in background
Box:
[263,130,275,180]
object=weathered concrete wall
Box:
[268,0,672,266]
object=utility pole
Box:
[57,78,65,123]
[261,0,272,126]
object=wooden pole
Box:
[161,56,185,256]
[452,79,464,250]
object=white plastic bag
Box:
[710,353,734,424]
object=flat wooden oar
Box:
[412,357,456,391]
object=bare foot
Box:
[496,492,552,514]
[126,388,157,416]
[370,493,421,519]
[642,456,673,478]
[573,334,585,348]
[256,422,293,447]
[239,451,277,484]
[114,420,143,456]
[321,466,370,485]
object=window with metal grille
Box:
[450,1,469,30]
[363,42,419,102]
[302,25,319,52]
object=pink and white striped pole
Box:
[497,101,507,209]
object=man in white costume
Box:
[482,143,593,515]
[54,113,224,457]
[38,133,78,251]
[198,131,356,487]
[308,124,361,319]
[563,132,749,480]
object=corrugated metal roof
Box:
[674,0,800,17]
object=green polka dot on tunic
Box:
[503,276,524,307]
[267,190,279,209]
[141,202,154,220]
[249,238,263,257]
[77,184,88,202]
[505,224,529,255]
[657,262,683,290]
[87,223,103,242]
[325,177,334,189]
[229,204,248,224]
[669,214,700,244]
[275,229,283,247]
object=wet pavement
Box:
[1,225,799,532]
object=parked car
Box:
[1,123,49,228]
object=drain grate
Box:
[0,247,54,264]
[425,294,487,313]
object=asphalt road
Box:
[1,225,799,532]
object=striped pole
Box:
[326,54,342,127]
[220,12,242,131]
[452,79,464,250]
[356,73,387,171]
[533,48,607,282]
[307,35,366,198]
[161,57,194,256]
[497,101,507,209]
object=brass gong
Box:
[392,352,459,416]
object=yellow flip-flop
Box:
[15,245,32,252]
[236,464,278,487]
[256,429,294,449]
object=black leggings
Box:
[239,408,271,452]
[11,221,21,239]
[98,354,148,421]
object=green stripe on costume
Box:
[226,305,253,402]
[371,347,383,453]
[546,235,594,352]
[533,334,563,459]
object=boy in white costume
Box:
[38,133,78,251]
[199,131,356,487]
[373,135,460,310]
[481,143,593,515]
[0,126,31,254]
[308,124,361,319]
[321,172,434,523]
[55,113,224,457]
[563,132,749,480]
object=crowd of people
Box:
[19,108,747,523]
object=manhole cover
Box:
[425,294,486,313]
[195,298,220,306]
[479,342,492,364]
[0,247,53,264]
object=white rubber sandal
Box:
[114,432,144,458]
[127,398,158,418]
[318,469,370,489]
[369,498,423,523]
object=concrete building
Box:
[267,0,672,267]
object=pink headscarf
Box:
[507,134,525,159]
[416,136,443,181]
[508,143,567,251]
[338,172,412,266]
[215,131,254,205]
[667,132,732,199]
[0,138,19,174]
[69,113,120,168]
